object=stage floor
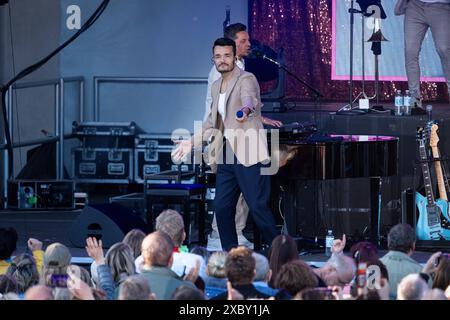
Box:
[261,101,450,124]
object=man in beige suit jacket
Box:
[205,23,283,251]
[174,38,278,251]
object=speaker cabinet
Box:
[69,203,148,248]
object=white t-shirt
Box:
[218,93,226,121]
[204,59,245,121]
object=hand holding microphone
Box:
[236,106,254,122]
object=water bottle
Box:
[325,230,334,257]
[394,90,403,116]
[403,90,412,116]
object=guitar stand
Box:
[413,156,450,198]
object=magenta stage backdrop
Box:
[249,0,448,102]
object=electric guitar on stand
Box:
[415,126,443,240]
[428,124,450,238]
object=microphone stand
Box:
[262,55,324,125]
[349,0,356,109]
[337,0,369,115]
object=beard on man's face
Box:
[216,62,234,73]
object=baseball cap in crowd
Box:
[44,243,71,268]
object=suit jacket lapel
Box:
[211,66,241,124]
[210,79,221,128]
[224,67,241,115]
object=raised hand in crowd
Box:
[85,237,105,265]
[67,271,95,300]
[331,285,344,300]
[422,251,442,276]
[331,234,346,255]
[27,238,43,252]
[183,259,200,283]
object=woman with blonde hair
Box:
[105,242,135,298]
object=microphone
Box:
[262,54,280,67]
[251,49,280,66]
[426,105,433,122]
[236,107,254,120]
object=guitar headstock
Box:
[416,126,425,141]
[429,123,439,148]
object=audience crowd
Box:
[1,211,449,301]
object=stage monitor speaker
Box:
[69,203,149,248]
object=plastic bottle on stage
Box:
[403,90,412,116]
[394,90,403,116]
[325,230,334,257]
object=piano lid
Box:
[275,134,398,180]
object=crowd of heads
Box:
[1,218,449,301]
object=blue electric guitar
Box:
[427,124,450,238]
[415,126,443,240]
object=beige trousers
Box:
[210,193,249,239]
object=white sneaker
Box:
[238,234,254,250]
[206,234,223,251]
[206,234,254,251]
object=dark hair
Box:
[194,275,205,292]
[387,224,416,253]
[225,246,255,286]
[299,287,335,300]
[268,235,298,288]
[433,255,450,291]
[122,229,146,259]
[350,241,378,264]
[0,227,18,260]
[355,290,381,300]
[171,285,205,300]
[224,23,247,40]
[213,37,236,57]
[274,260,318,296]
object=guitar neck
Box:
[419,141,436,205]
[431,146,448,201]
